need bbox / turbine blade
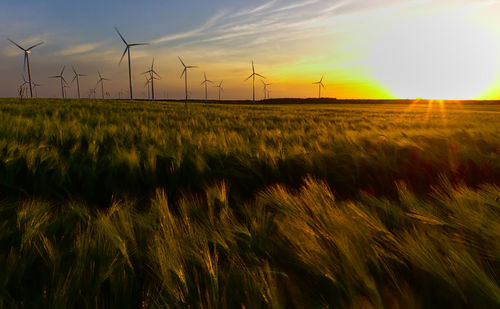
[244,74,253,81]
[320,75,324,83]
[255,73,265,79]
[26,42,44,51]
[60,65,66,76]
[70,75,77,85]
[119,47,128,65]
[178,57,186,67]
[8,39,25,51]
[114,27,128,45]
[180,68,186,79]
[204,72,207,80]
[79,74,87,77]
[72,65,77,75]
[187,66,197,69]
[251,60,255,74]
[129,43,149,46]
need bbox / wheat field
[0,98,499,308]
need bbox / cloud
[152,11,227,44]
[151,0,425,53]
[271,0,321,13]
[234,0,280,16]
[55,42,103,56]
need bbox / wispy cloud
[271,0,321,13]
[55,42,104,56]
[150,0,427,55]
[152,11,227,44]
[235,0,280,16]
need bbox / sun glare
[369,12,499,100]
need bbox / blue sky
[2,0,500,99]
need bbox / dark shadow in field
[0,137,498,210]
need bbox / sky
[1,0,500,100]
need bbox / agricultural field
[0,98,499,308]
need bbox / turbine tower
[214,80,223,101]
[71,66,87,99]
[200,72,213,103]
[144,75,151,100]
[49,66,67,98]
[244,60,265,104]
[8,38,44,98]
[313,75,326,99]
[115,27,148,100]
[179,57,197,106]
[262,81,272,100]
[96,71,110,100]
[142,58,160,101]
[63,84,70,99]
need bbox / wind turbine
[179,57,197,105]
[63,84,70,99]
[115,27,148,100]
[32,82,41,98]
[244,60,265,104]
[142,58,160,101]
[49,66,67,98]
[200,72,213,103]
[71,66,87,99]
[262,81,272,100]
[144,75,151,99]
[89,88,97,99]
[8,38,44,98]
[19,76,30,97]
[213,80,223,101]
[313,75,326,99]
[96,71,110,100]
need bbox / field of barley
[0,98,499,308]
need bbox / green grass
[0,98,499,308]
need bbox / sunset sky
[1,0,500,100]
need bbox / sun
[368,12,499,100]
